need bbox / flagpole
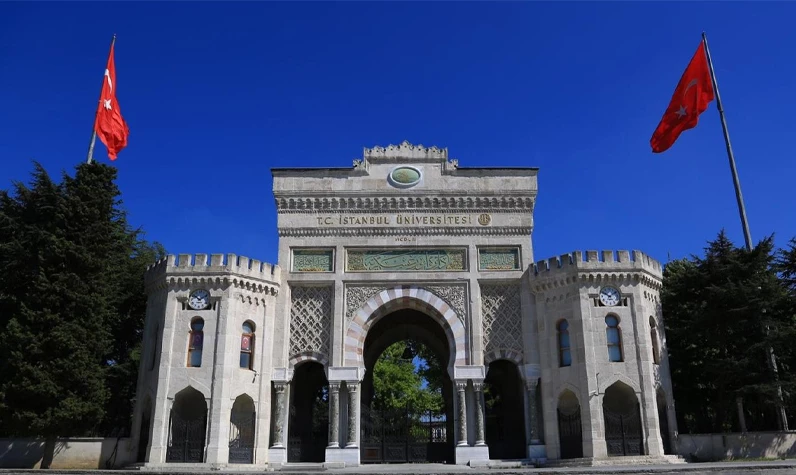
[702,32,789,431]
[701,32,753,251]
[86,34,116,164]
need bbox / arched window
[557,320,571,367]
[650,317,660,365]
[605,315,623,362]
[240,321,255,370]
[188,318,204,367]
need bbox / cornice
[279,226,533,237]
[145,275,279,296]
[530,270,662,293]
[274,195,536,214]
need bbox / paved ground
[3,460,796,474]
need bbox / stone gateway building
[131,141,679,468]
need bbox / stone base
[455,445,489,465]
[325,446,359,467]
[267,446,287,466]
[140,463,268,471]
[528,443,546,464]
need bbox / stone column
[328,383,341,448]
[271,382,287,448]
[472,381,486,446]
[456,381,468,446]
[346,382,358,448]
[527,379,541,444]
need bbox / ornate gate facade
[604,405,643,456]
[229,410,255,463]
[361,404,450,463]
[166,410,207,463]
[557,407,582,459]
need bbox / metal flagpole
[702,31,789,431]
[86,34,117,164]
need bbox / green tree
[0,162,162,465]
[371,341,443,413]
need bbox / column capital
[455,380,468,391]
[472,380,485,392]
[329,382,341,392]
[346,381,359,393]
[525,378,539,391]
[274,381,288,393]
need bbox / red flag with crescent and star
[650,42,714,153]
[94,42,130,160]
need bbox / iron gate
[229,410,255,463]
[604,405,643,456]
[166,410,207,463]
[361,404,449,463]
[557,407,583,459]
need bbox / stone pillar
[328,383,341,448]
[527,379,541,444]
[271,382,287,448]
[346,382,358,448]
[472,381,486,446]
[456,381,468,446]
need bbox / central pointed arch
[344,286,467,369]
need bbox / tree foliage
[371,340,444,413]
[0,162,163,443]
[662,230,796,433]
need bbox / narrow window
[557,320,572,367]
[605,315,623,362]
[188,318,204,367]
[240,321,255,370]
[650,317,660,365]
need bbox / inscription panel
[478,247,521,271]
[346,248,467,272]
[291,248,334,273]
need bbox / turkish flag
[94,42,130,160]
[650,42,714,153]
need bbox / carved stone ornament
[289,286,332,358]
[481,282,523,356]
[345,284,467,326]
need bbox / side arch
[484,349,523,367]
[289,351,329,368]
[344,286,467,368]
[599,373,642,395]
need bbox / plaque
[346,248,467,272]
[292,249,334,273]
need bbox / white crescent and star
[103,68,114,111]
[675,79,700,119]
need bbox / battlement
[145,253,281,285]
[364,140,448,161]
[532,250,663,278]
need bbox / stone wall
[677,432,796,461]
[0,438,134,469]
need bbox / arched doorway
[484,359,526,459]
[229,394,256,464]
[360,308,454,464]
[657,390,672,454]
[288,361,328,462]
[166,387,207,463]
[603,381,643,456]
[136,397,152,463]
[557,390,582,459]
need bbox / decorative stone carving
[472,381,486,446]
[280,226,533,238]
[345,284,467,327]
[289,286,332,358]
[478,247,521,271]
[291,249,334,273]
[275,196,535,214]
[346,382,359,447]
[272,382,287,447]
[456,381,468,446]
[346,248,466,272]
[481,283,523,356]
[364,141,447,160]
[328,383,340,448]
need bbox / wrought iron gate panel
[604,405,643,456]
[361,404,449,463]
[557,407,583,459]
[229,410,255,464]
[166,410,207,463]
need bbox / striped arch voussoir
[484,349,524,367]
[344,286,467,368]
[289,351,329,368]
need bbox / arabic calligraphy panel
[346,248,467,272]
[292,249,335,273]
[478,247,521,271]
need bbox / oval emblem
[388,166,422,188]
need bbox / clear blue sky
[2,2,795,266]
